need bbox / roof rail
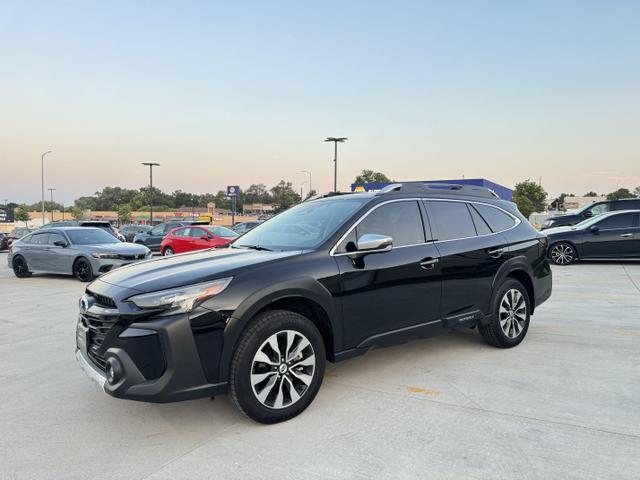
[377,182,499,199]
[304,191,356,202]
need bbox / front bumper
[89,256,150,274]
[76,306,228,403]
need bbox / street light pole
[48,188,56,220]
[324,137,347,192]
[300,170,312,193]
[41,150,52,224]
[141,163,160,225]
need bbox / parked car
[120,224,152,242]
[160,225,239,255]
[541,198,640,230]
[75,183,552,423]
[231,221,262,235]
[41,220,126,241]
[133,221,210,252]
[545,210,640,265]
[8,227,151,281]
[0,233,9,251]
[7,227,36,247]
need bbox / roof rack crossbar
[378,182,499,199]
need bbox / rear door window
[425,201,476,241]
[30,233,50,245]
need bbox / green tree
[305,189,317,200]
[584,191,599,197]
[117,205,132,224]
[270,180,301,213]
[354,169,391,184]
[14,205,31,226]
[633,186,640,197]
[26,200,64,212]
[512,180,547,219]
[70,207,84,221]
[606,188,634,201]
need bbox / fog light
[105,357,123,385]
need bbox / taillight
[538,235,549,255]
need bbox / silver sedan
[8,227,151,282]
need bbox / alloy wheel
[499,289,527,339]
[550,243,574,265]
[13,257,26,276]
[74,260,91,281]
[250,330,316,409]
[163,248,174,256]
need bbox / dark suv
[541,198,640,230]
[76,183,552,423]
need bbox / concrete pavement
[1,253,639,479]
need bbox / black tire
[12,255,32,278]
[162,247,174,256]
[229,310,326,424]
[73,257,94,282]
[549,242,576,265]
[479,278,531,348]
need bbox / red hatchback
[160,225,239,256]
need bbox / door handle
[419,258,439,270]
[620,233,632,238]
[488,247,504,258]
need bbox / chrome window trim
[329,197,521,256]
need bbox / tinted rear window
[473,204,516,232]
[425,201,476,241]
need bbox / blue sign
[227,185,240,197]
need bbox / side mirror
[590,225,599,234]
[53,240,68,247]
[200,235,210,241]
[349,234,393,258]
[583,211,593,218]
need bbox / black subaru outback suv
[76,183,552,423]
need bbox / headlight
[129,277,233,314]
[91,252,120,259]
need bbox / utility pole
[141,163,160,225]
[48,188,56,220]
[41,151,52,224]
[324,137,347,192]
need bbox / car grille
[118,253,147,261]
[83,290,119,370]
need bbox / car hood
[80,242,149,254]
[95,247,302,293]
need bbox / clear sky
[1,0,639,205]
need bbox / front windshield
[67,228,119,245]
[574,213,613,229]
[233,197,368,250]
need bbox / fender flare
[217,277,340,383]
[492,256,536,310]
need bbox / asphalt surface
[1,252,639,479]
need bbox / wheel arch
[548,239,579,260]
[492,257,536,314]
[218,279,340,383]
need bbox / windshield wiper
[237,244,273,251]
